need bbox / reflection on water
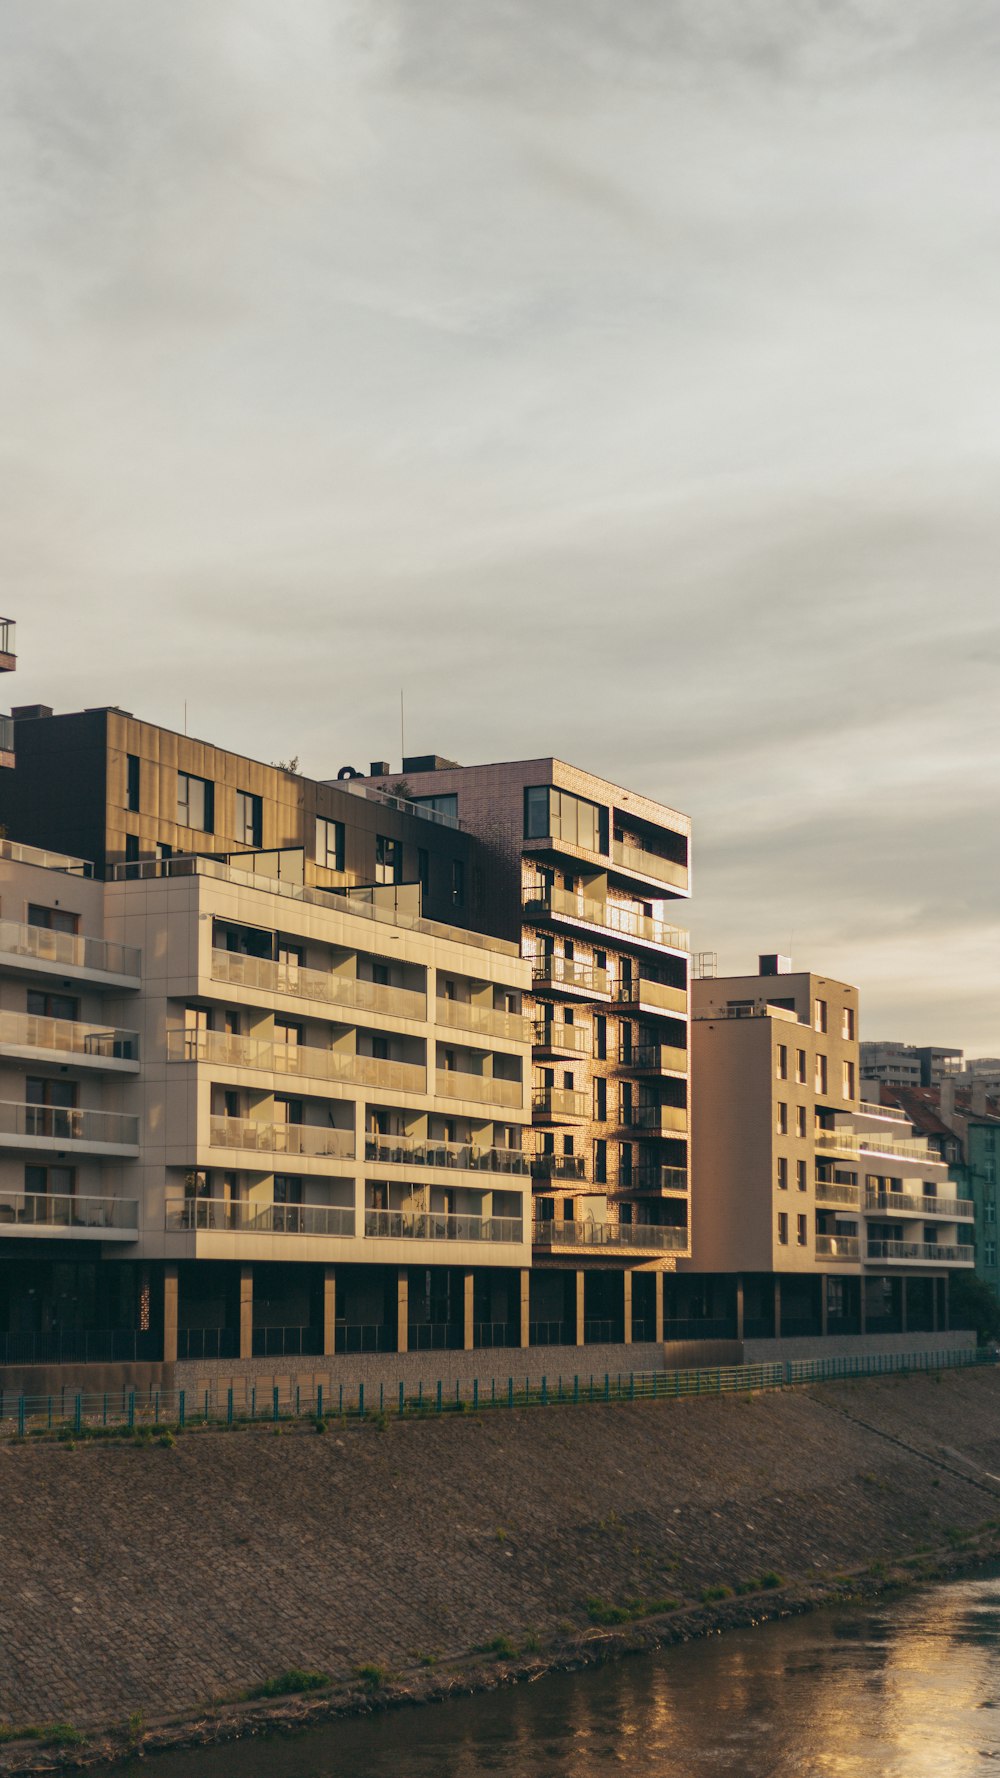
[121,1575,1000,1778]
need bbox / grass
[699,1584,734,1603]
[244,1668,329,1701]
[354,1664,388,1691]
[586,1595,680,1626]
[0,1724,87,1747]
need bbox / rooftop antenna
[183,700,187,736]
[400,688,405,770]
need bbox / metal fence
[0,1344,991,1438]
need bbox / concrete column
[820,1276,828,1336]
[773,1276,782,1339]
[575,1271,585,1347]
[396,1268,409,1355]
[162,1263,178,1364]
[654,1270,665,1344]
[900,1276,908,1334]
[623,1269,633,1345]
[519,1270,530,1348]
[239,1264,253,1360]
[735,1275,745,1343]
[322,1266,336,1357]
[463,1271,474,1351]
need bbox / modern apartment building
[861,1041,964,1090]
[682,959,973,1341]
[376,756,691,1347]
[0,619,16,769]
[876,1080,1000,1299]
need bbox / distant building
[878,1079,1000,1299]
[861,1041,963,1090]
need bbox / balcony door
[26,1076,77,1140]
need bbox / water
[121,1575,1000,1778]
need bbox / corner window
[178,771,214,833]
[315,816,344,871]
[524,786,549,839]
[235,791,262,848]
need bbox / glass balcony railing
[211,949,426,1022]
[533,1020,591,1054]
[532,956,610,996]
[0,1191,137,1232]
[632,1043,688,1075]
[435,998,530,1042]
[168,1028,425,1093]
[865,1189,974,1220]
[532,1087,588,1119]
[364,1209,523,1243]
[365,1134,527,1174]
[166,1198,355,1236]
[631,1103,688,1134]
[0,919,141,981]
[0,1013,139,1063]
[524,884,689,951]
[814,1234,860,1259]
[532,1220,687,1251]
[634,1165,688,1194]
[208,1116,355,1159]
[866,1240,973,1264]
[814,1180,860,1205]
[611,839,687,889]
[530,1153,587,1180]
[615,979,687,1016]
[435,1068,524,1109]
[0,1102,139,1147]
[0,714,13,755]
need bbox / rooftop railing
[0,918,140,981]
[0,1190,137,1232]
[168,1027,424,1093]
[436,1068,523,1109]
[0,1102,139,1148]
[0,837,93,877]
[340,779,463,829]
[365,1133,527,1174]
[0,1012,139,1063]
[208,1116,355,1160]
[211,949,425,1023]
[532,1220,687,1251]
[364,1208,523,1243]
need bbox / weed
[418,1652,438,1668]
[586,1596,680,1626]
[522,1632,541,1654]
[0,1725,88,1748]
[158,1430,175,1449]
[699,1585,733,1603]
[486,1636,516,1659]
[314,1417,328,1434]
[759,1571,784,1590]
[245,1669,329,1701]
[126,1711,145,1746]
[354,1664,387,1691]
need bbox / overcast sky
[2,3,998,1052]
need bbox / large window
[524,785,607,853]
[375,835,401,884]
[126,754,141,812]
[412,793,458,820]
[315,817,344,871]
[235,790,262,848]
[177,771,214,833]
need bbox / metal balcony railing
[0,1102,139,1147]
[168,1028,425,1094]
[208,1116,355,1160]
[532,1220,687,1251]
[0,1012,139,1063]
[0,919,140,981]
[211,949,425,1023]
[435,1068,524,1109]
[364,1209,523,1243]
[0,1191,138,1231]
[365,1134,527,1174]
[0,715,13,754]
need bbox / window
[619,1142,633,1186]
[814,998,827,1033]
[523,785,607,852]
[375,835,401,885]
[796,1049,806,1084]
[594,1077,607,1120]
[620,1023,633,1064]
[126,753,140,812]
[796,1159,807,1191]
[27,904,78,934]
[777,1212,789,1245]
[842,1060,855,1100]
[815,1054,828,1096]
[797,1214,807,1246]
[796,1106,806,1138]
[841,1006,855,1040]
[987,1241,998,1269]
[595,1016,607,1060]
[315,817,344,871]
[777,1156,788,1190]
[524,786,549,839]
[235,790,262,848]
[25,1164,75,1199]
[776,1101,788,1135]
[124,834,140,864]
[412,793,458,820]
[177,771,214,833]
[157,842,173,861]
[594,1138,607,1183]
[986,1198,996,1224]
[27,990,77,1021]
[451,859,465,907]
[776,1044,788,1080]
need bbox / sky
[2,3,998,1052]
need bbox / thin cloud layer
[2,2,997,1049]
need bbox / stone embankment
[3,1368,1000,1768]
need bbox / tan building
[683,957,973,1341]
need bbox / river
[117,1574,1000,1777]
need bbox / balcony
[815,1179,860,1206]
[616,978,687,1018]
[0,1102,140,1158]
[631,1042,688,1077]
[168,1028,425,1094]
[530,1153,587,1182]
[631,1103,688,1135]
[365,1134,528,1174]
[532,1220,688,1254]
[865,1189,974,1220]
[816,1131,944,1166]
[208,1116,355,1161]
[0,919,141,988]
[0,618,15,672]
[524,884,688,953]
[532,1087,588,1122]
[211,949,426,1024]
[531,955,611,1001]
[533,1019,591,1057]
[435,997,530,1043]
[0,714,13,766]
[435,1068,524,1110]
[0,1013,140,1072]
[0,1190,138,1239]
[815,1233,860,1260]
[166,1199,355,1237]
[866,1240,974,1266]
[611,839,687,893]
[633,1164,688,1195]
[364,1208,523,1243]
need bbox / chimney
[940,1077,957,1124]
[369,761,391,777]
[971,1081,989,1118]
[758,954,792,976]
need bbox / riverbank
[3,1367,1000,1770]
